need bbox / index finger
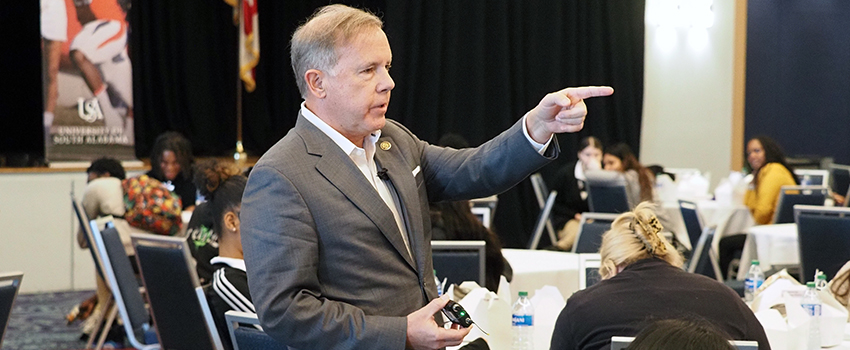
[565,86,614,100]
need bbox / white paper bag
[456,286,512,350]
[529,286,565,350]
[754,293,810,350]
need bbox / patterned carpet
[3,290,96,350]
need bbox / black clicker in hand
[441,300,473,328]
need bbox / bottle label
[745,278,763,291]
[512,315,533,327]
[802,303,822,317]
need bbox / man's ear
[305,69,326,98]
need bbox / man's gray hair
[290,4,383,98]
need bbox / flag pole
[234,0,247,168]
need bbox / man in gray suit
[240,4,613,350]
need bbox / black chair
[0,271,23,348]
[794,205,850,282]
[530,173,557,243]
[572,213,619,253]
[72,194,119,350]
[772,186,828,224]
[90,224,159,350]
[687,226,723,281]
[678,199,704,250]
[527,190,558,249]
[225,311,286,350]
[585,170,630,213]
[431,240,486,288]
[132,234,225,350]
[829,164,850,203]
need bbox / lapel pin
[380,141,391,151]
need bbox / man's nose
[377,69,394,93]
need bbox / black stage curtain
[4,1,644,247]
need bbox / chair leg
[95,304,119,350]
[85,294,112,350]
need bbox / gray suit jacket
[241,114,557,349]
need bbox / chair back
[90,224,157,349]
[611,336,758,350]
[225,311,286,350]
[578,254,601,290]
[527,191,558,249]
[0,271,23,348]
[72,194,107,280]
[794,169,829,187]
[687,226,722,281]
[678,200,704,250]
[132,234,224,350]
[529,173,557,244]
[829,164,850,202]
[572,213,618,253]
[773,186,828,224]
[585,170,630,213]
[431,240,486,288]
[794,205,850,282]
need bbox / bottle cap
[518,291,528,297]
[817,273,827,280]
[751,260,759,266]
[807,281,816,288]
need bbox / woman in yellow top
[744,136,798,225]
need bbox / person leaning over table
[239,4,614,350]
[549,202,770,350]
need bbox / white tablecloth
[739,224,800,279]
[501,249,580,304]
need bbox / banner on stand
[40,0,135,163]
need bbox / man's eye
[385,64,392,71]
[362,67,375,74]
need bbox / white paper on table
[457,287,512,350]
[530,286,565,350]
[817,289,849,347]
[497,274,512,305]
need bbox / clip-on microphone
[377,168,389,181]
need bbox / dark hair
[605,143,653,202]
[628,318,735,350]
[748,135,799,186]
[150,131,194,181]
[87,157,126,180]
[193,160,247,233]
[579,136,603,153]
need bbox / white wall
[641,0,738,189]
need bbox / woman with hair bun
[192,160,251,349]
[549,202,769,350]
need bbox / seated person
[743,135,797,225]
[75,157,147,339]
[430,200,512,292]
[602,143,654,208]
[719,136,797,278]
[549,202,769,350]
[147,131,197,211]
[194,160,252,349]
[628,318,736,350]
[551,136,603,250]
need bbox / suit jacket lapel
[296,115,417,270]
[374,135,426,276]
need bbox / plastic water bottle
[744,260,765,302]
[801,175,811,186]
[511,291,534,350]
[816,272,828,291]
[801,281,821,350]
